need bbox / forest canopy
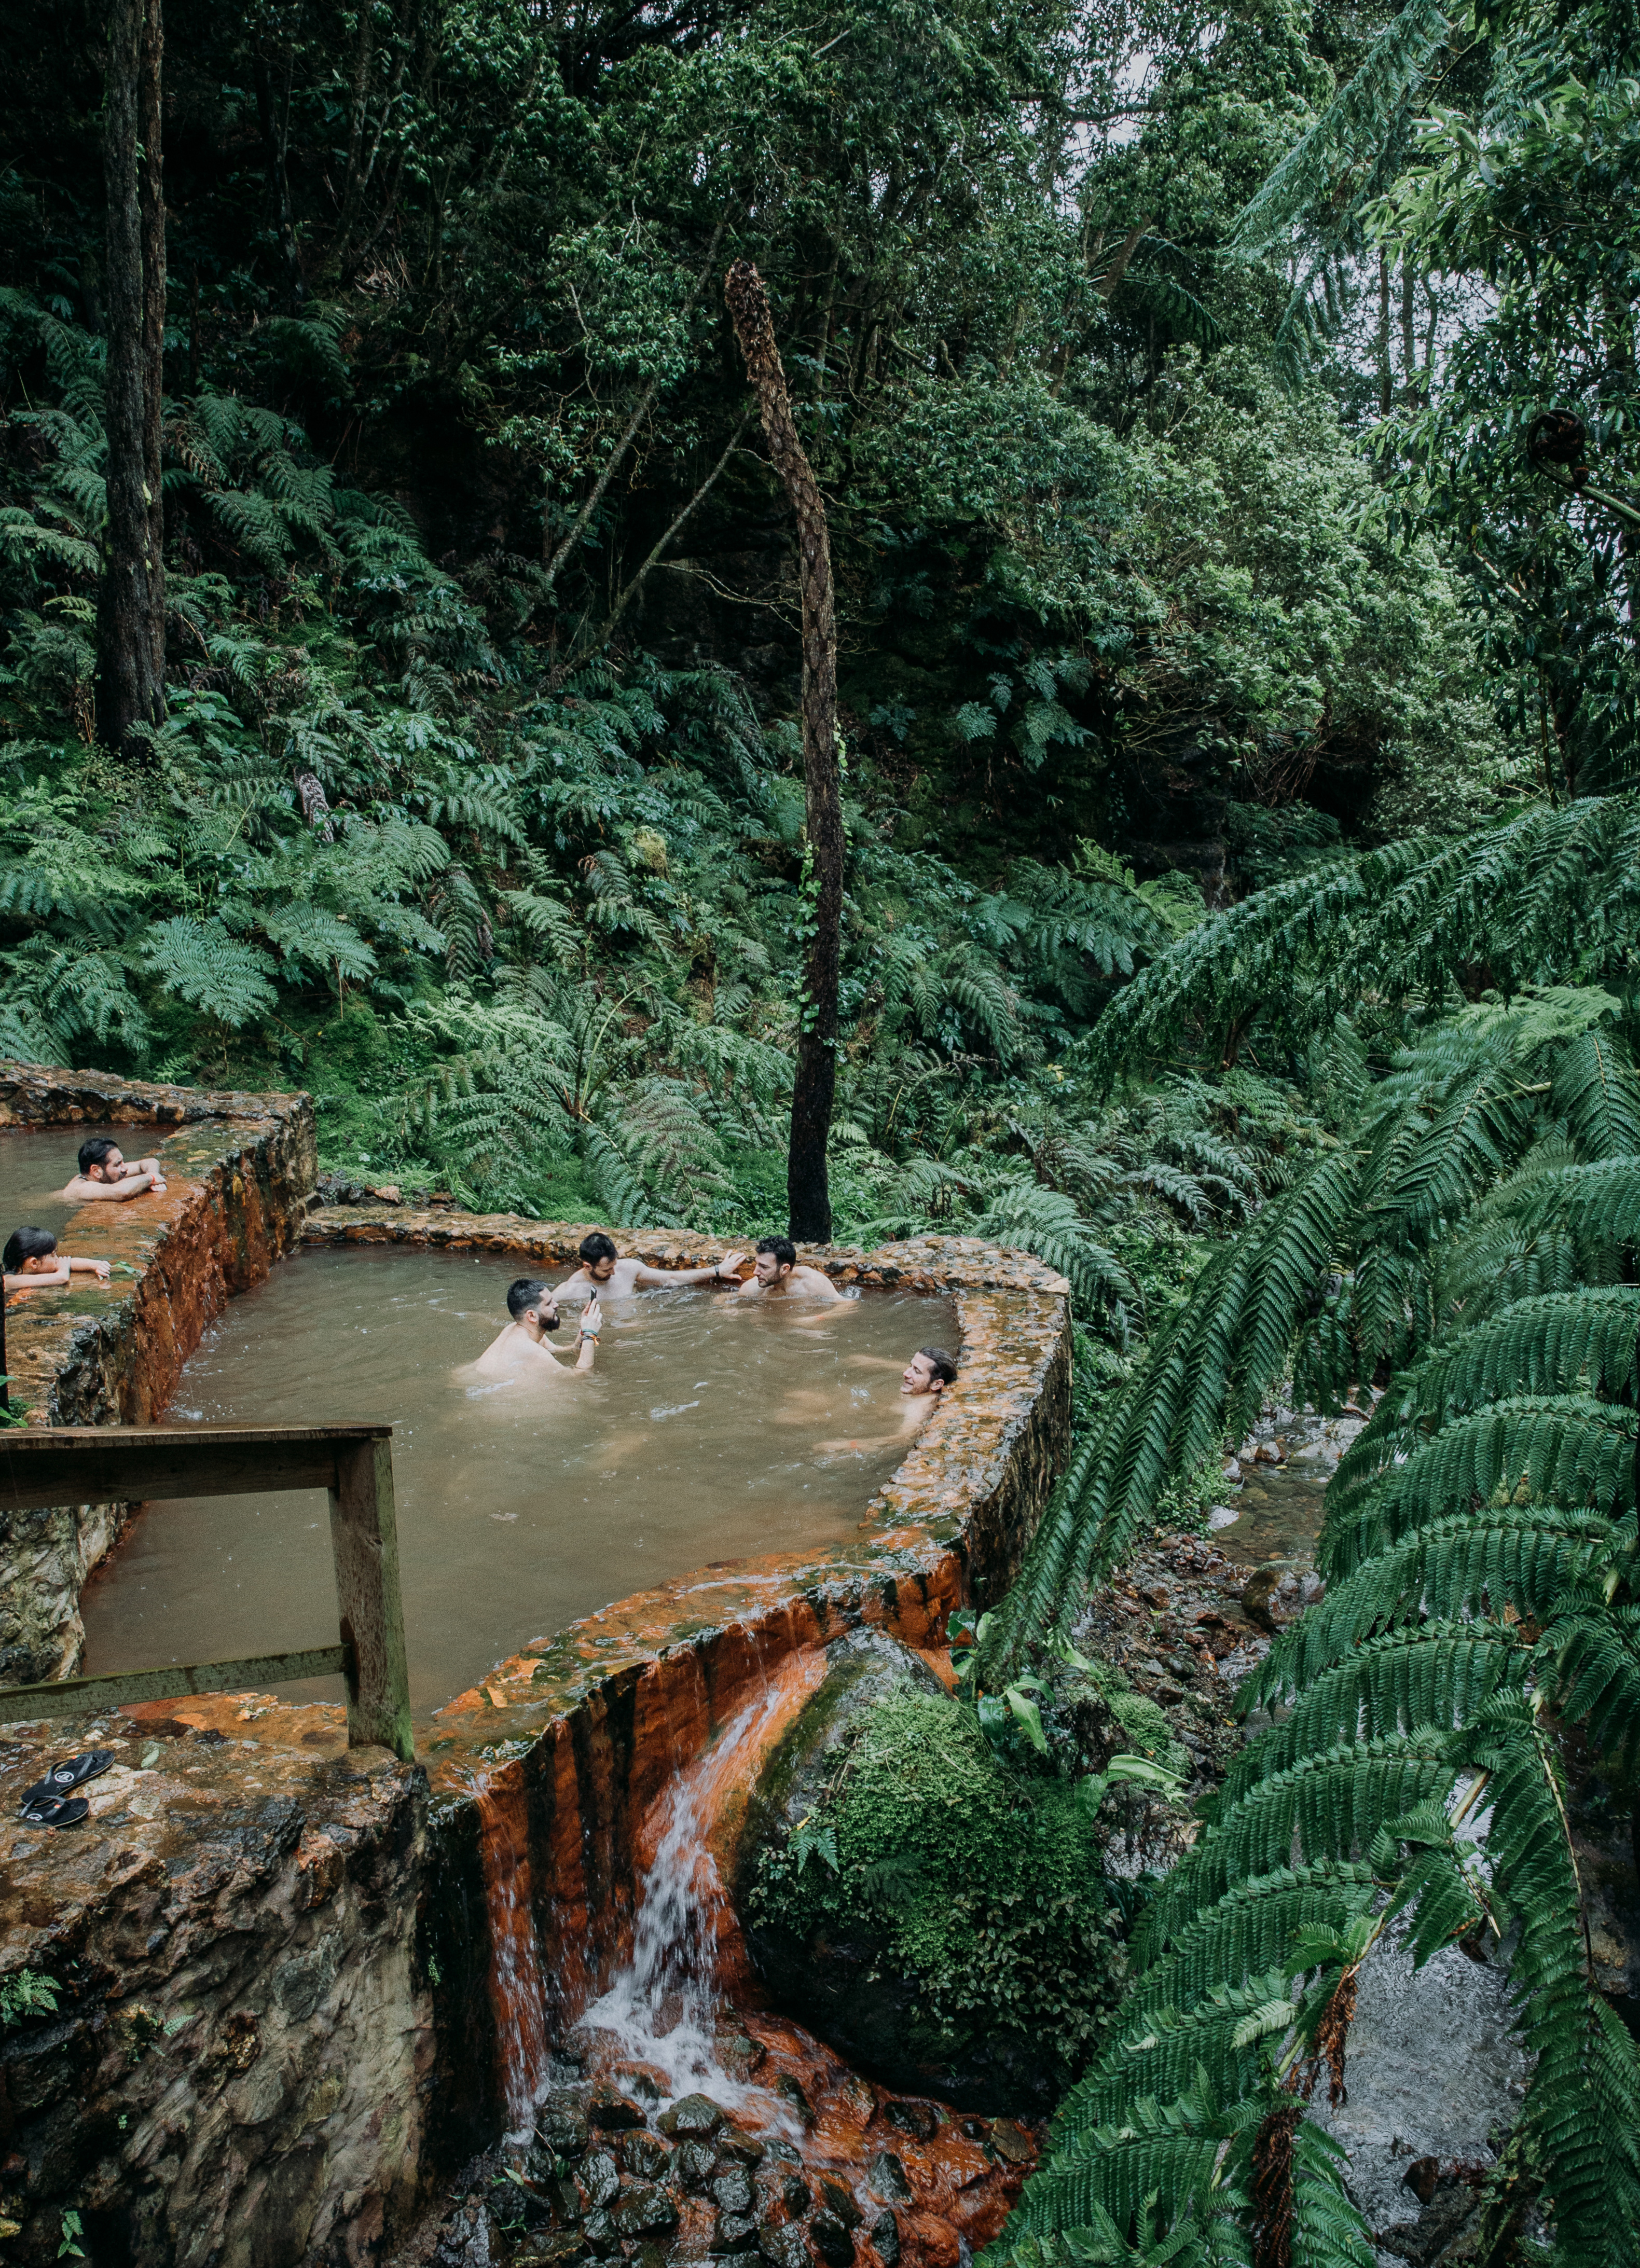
[5,0,1640,2247]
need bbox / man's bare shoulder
[793,1267,844,1299]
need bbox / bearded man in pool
[60,1136,167,1204]
[471,1279,604,1379]
[549,1230,748,1302]
[734,1235,843,1302]
[810,1345,958,1453]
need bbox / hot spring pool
[79,1246,958,1708]
[0,1127,99,1247]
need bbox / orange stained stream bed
[79,1244,958,1708]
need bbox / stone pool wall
[0,1064,316,1685]
[0,1180,1072,2268]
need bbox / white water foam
[576,1685,802,2125]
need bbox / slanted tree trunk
[140,0,165,698]
[97,0,166,757]
[725,258,842,1244]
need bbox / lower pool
[79,1247,957,1708]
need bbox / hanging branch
[582,407,756,658]
[542,216,727,600]
[725,257,842,1243]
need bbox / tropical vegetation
[5,0,1640,2245]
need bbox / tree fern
[987,984,1640,2265]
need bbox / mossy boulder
[734,1631,1124,2111]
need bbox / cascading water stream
[577,1668,814,2112]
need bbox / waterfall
[578,1675,805,2108]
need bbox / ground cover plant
[5,0,1640,2248]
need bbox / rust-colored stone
[0,1067,313,1682]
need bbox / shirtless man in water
[471,1279,604,1378]
[60,1137,167,1205]
[734,1235,842,1302]
[810,1346,958,1453]
[548,1230,748,1303]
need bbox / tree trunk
[97,0,166,757]
[140,0,166,697]
[253,39,305,308]
[1377,252,1391,417]
[725,258,842,1244]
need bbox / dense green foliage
[6,0,1640,2242]
[0,0,1523,1293]
[749,1680,1126,2099]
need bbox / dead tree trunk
[97,0,166,757]
[725,258,842,1244]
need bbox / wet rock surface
[411,2014,1035,2268]
[733,1634,957,2096]
[0,1698,426,2268]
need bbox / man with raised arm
[60,1137,167,1205]
[735,1235,843,1302]
[548,1229,748,1302]
[470,1279,604,1379]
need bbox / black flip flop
[17,1795,89,1829]
[19,1750,112,1809]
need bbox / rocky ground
[396,2014,1036,2268]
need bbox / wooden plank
[0,1645,349,1724]
[0,1424,392,1512]
[328,1437,415,1762]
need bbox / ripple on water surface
[79,1246,957,1708]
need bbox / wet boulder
[733,1630,1123,2112]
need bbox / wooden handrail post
[328,1436,414,1761]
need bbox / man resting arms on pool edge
[735,1235,843,1302]
[812,1346,958,1452]
[61,1136,167,1205]
[550,1229,748,1301]
[471,1279,603,1378]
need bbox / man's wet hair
[919,1346,958,1387]
[3,1226,58,1275]
[77,1136,122,1178]
[578,1232,619,1266]
[506,1277,560,1328]
[756,1235,797,1269]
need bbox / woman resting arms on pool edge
[2,1225,112,1295]
[470,1279,603,1379]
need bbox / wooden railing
[0,1425,414,1761]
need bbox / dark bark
[725,258,842,1245]
[253,39,306,307]
[140,0,165,697]
[96,0,165,757]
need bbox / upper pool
[79,1246,958,1708]
[0,1127,96,1246]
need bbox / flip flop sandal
[17,1795,89,1829]
[19,1750,113,1808]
